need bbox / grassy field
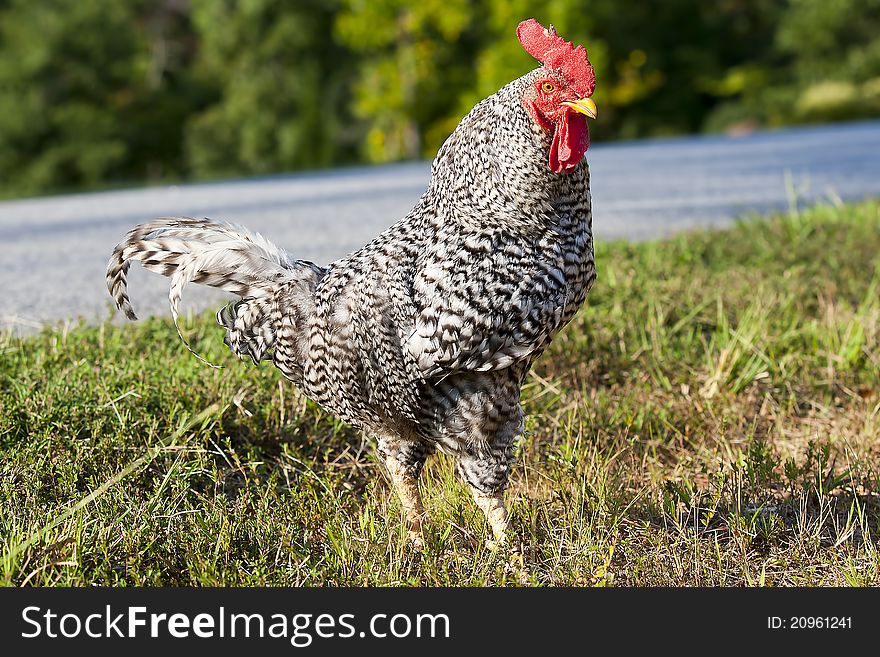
[2,200,879,586]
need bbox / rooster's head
[517,19,597,174]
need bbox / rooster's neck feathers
[424,69,589,233]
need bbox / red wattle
[549,109,589,174]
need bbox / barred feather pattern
[107,66,595,497]
[106,217,324,372]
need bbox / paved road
[2,119,880,332]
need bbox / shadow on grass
[185,409,377,501]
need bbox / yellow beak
[563,97,598,119]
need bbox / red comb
[516,18,595,97]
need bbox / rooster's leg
[458,446,515,549]
[455,404,521,549]
[377,437,433,547]
[470,488,509,547]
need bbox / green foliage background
[0,0,878,198]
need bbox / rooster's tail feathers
[106,217,312,366]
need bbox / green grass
[2,199,880,586]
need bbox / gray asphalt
[2,119,880,332]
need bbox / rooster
[107,19,598,548]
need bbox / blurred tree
[335,0,484,162]
[185,0,358,178]
[0,0,201,196]
[777,0,880,80]
[707,0,880,129]
[775,0,880,122]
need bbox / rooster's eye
[541,82,555,93]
